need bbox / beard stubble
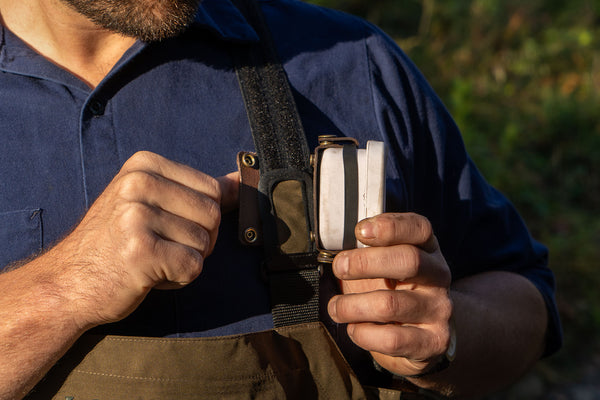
[61,0,201,41]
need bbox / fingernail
[358,220,376,239]
[347,324,355,338]
[328,298,338,320]
[334,253,349,277]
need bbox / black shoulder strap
[232,0,311,173]
[231,0,320,328]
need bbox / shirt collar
[191,0,259,42]
[0,0,259,90]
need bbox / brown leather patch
[237,151,263,246]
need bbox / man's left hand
[327,212,453,376]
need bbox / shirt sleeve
[363,22,562,357]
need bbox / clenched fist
[46,151,239,328]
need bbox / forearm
[0,255,88,400]
[0,154,233,399]
[409,271,548,398]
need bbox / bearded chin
[62,0,202,42]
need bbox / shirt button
[88,99,105,116]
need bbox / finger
[346,323,444,362]
[144,206,211,257]
[124,228,205,289]
[150,239,205,287]
[332,246,448,284]
[328,290,429,324]
[218,171,240,213]
[370,352,428,378]
[356,213,438,252]
[121,151,222,203]
[116,171,221,240]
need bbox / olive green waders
[27,322,418,399]
[25,0,433,398]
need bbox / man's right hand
[0,151,239,398]
[42,151,239,329]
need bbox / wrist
[23,247,102,333]
[2,257,87,337]
[405,316,457,379]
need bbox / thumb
[218,171,240,213]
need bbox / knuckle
[438,294,453,322]
[380,214,405,239]
[412,214,433,243]
[350,251,370,277]
[123,151,157,170]
[207,176,222,204]
[391,213,411,238]
[119,202,153,227]
[180,250,204,282]
[377,215,397,237]
[124,230,157,263]
[191,174,222,204]
[400,245,421,275]
[371,213,435,248]
[133,150,160,165]
[380,329,404,355]
[430,329,448,357]
[205,197,221,219]
[334,296,352,319]
[166,247,204,284]
[428,291,453,324]
[202,198,222,232]
[375,292,399,320]
[117,170,157,198]
[188,224,211,254]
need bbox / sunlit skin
[329,214,453,376]
[0,0,200,87]
[0,150,240,399]
[327,214,548,397]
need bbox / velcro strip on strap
[232,0,318,328]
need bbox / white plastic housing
[318,141,386,250]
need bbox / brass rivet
[242,153,257,168]
[310,231,316,243]
[318,134,337,146]
[244,227,258,243]
[317,251,335,264]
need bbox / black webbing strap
[231,0,310,173]
[342,144,359,249]
[231,0,319,327]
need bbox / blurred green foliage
[310,0,599,385]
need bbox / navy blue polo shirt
[0,0,560,379]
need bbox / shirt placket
[80,95,121,208]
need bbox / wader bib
[28,323,420,399]
[26,0,433,398]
